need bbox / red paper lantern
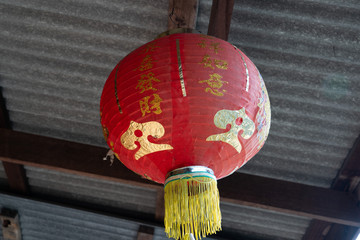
[100,31,270,240]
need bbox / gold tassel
[164,167,221,240]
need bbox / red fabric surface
[100,33,270,184]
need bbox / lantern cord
[168,7,178,27]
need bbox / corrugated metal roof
[221,202,310,240]
[0,0,167,145]
[0,192,220,240]
[22,166,310,240]
[1,0,359,239]
[198,0,360,187]
[25,166,158,214]
[2,0,359,188]
[0,193,141,240]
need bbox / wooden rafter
[207,0,234,40]
[1,129,360,227]
[137,225,154,240]
[168,0,198,30]
[0,88,29,194]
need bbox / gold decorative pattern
[207,108,255,153]
[256,72,271,149]
[121,121,173,160]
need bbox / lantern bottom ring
[165,165,215,183]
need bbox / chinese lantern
[100,31,270,240]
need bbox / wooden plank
[1,129,360,227]
[137,225,154,240]
[168,0,198,30]
[207,0,234,40]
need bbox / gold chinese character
[136,72,160,93]
[214,59,228,69]
[210,42,222,54]
[139,42,159,55]
[139,93,163,116]
[199,55,228,70]
[136,55,153,71]
[199,55,215,69]
[200,34,214,39]
[207,108,255,153]
[198,40,207,48]
[199,73,228,96]
[121,121,173,160]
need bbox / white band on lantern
[165,166,216,186]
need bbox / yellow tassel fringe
[164,175,221,240]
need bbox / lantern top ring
[165,166,216,186]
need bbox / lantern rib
[114,64,123,113]
[176,39,187,97]
[234,47,250,92]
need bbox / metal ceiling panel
[0,193,141,240]
[2,0,357,239]
[0,0,168,146]
[23,166,310,240]
[197,0,360,187]
[24,166,158,214]
[221,202,310,240]
[1,0,359,191]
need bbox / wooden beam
[0,129,160,189]
[332,134,360,192]
[303,134,360,240]
[168,0,198,30]
[0,88,29,194]
[155,189,165,221]
[324,224,358,240]
[302,220,331,240]
[1,129,360,227]
[218,173,360,227]
[136,225,154,240]
[207,0,234,40]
